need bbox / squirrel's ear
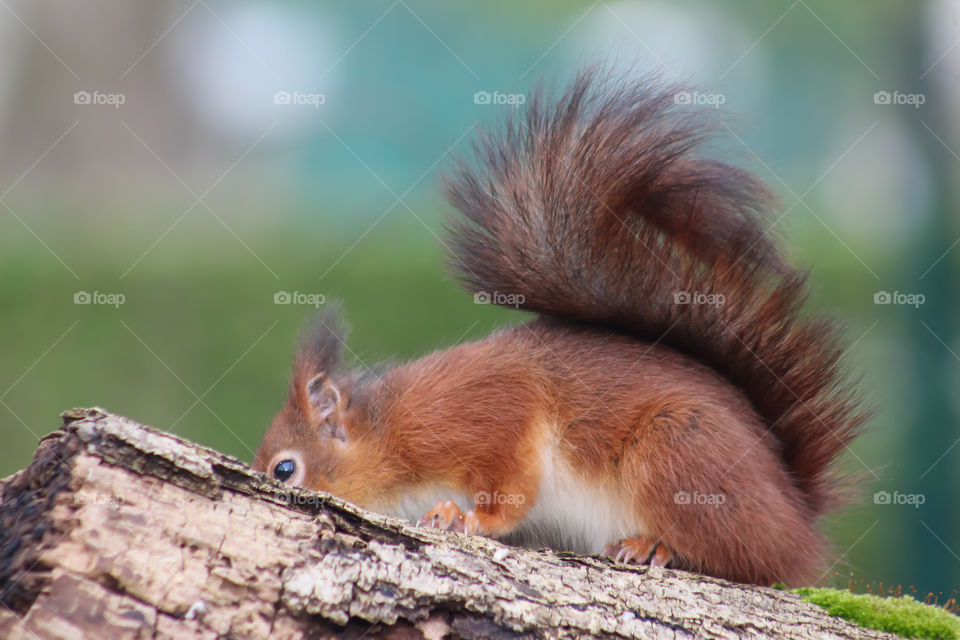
[305,373,348,441]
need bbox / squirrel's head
[253,308,378,503]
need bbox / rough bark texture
[0,408,892,640]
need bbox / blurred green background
[1,0,957,598]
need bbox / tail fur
[443,68,866,517]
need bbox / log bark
[0,408,892,640]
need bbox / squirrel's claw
[418,500,480,535]
[603,537,673,567]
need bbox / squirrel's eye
[267,450,304,486]
[273,459,296,482]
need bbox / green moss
[795,587,960,640]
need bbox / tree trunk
[0,408,892,639]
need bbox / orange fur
[253,68,866,587]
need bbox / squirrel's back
[444,68,867,522]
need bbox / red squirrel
[253,69,866,586]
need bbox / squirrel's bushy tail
[444,68,866,517]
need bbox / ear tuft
[289,305,351,425]
[295,305,347,377]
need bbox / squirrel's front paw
[417,500,480,535]
[603,536,673,567]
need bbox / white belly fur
[381,439,644,555]
[504,443,645,554]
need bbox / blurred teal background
[0,0,957,599]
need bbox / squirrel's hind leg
[603,537,674,567]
